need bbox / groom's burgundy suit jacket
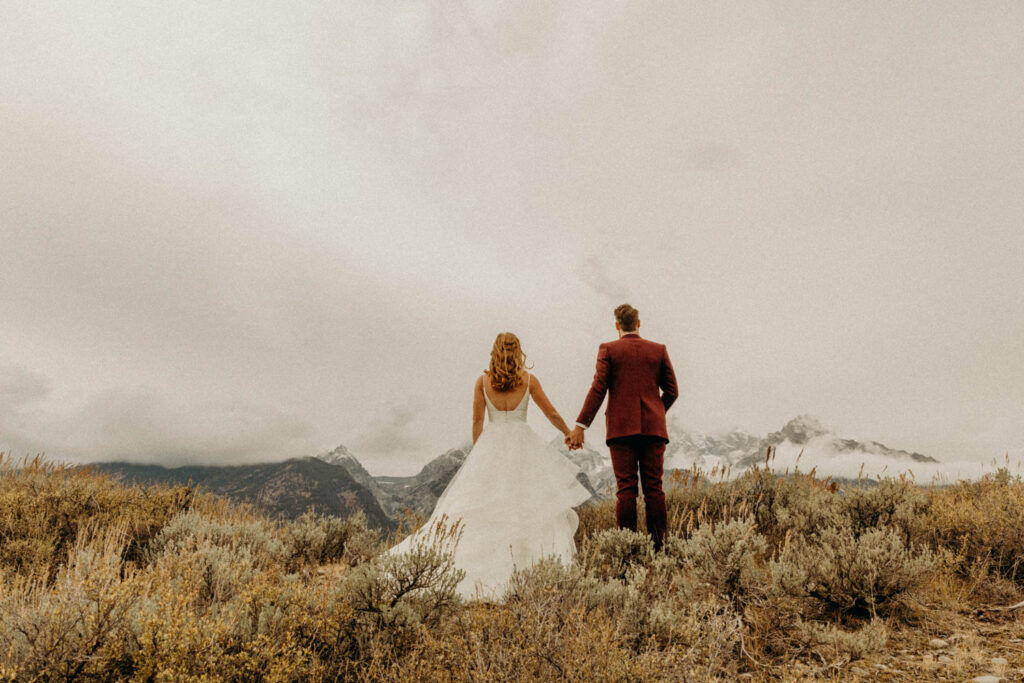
[576,333,679,444]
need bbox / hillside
[88,456,395,531]
[373,446,471,516]
[84,444,480,531]
[317,443,399,517]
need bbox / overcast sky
[2,2,1022,475]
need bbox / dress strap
[481,374,493,407]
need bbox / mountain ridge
[83,415,937,530]
[86,456,395,530]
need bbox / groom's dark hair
[614,304,639,331]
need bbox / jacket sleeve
[659,344,678,412]
[576,344,610,427]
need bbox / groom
[566,304,678,551]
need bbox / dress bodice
[482,374,530,423]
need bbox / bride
[389,332,593,600]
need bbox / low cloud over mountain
[0,363,315,466]
[666,415,1013,484]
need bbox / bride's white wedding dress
[389,374,593,600]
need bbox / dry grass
[2,452,1024,681]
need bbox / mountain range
[670,414,937,471]
[83,415,937,532]
[86,456,396,531]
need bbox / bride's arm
[472,376,486,444]
[528,374,571,437]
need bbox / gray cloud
[683,143,744,173]
[0,364,52,417]
[354,404,426,458]
[579,256,629,305]
[1,2,1022,474]
[764,437,1024,487]
[0,365,314,465]
[67,389,315,465]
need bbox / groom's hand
[565,426,585,450]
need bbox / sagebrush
[2,452,1022,681]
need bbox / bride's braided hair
[487,332,533,391]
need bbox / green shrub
[580,528,654,582]
[772,525,935,612]
[281,509,381,571]
[796,617,889,660]
[669,517,768,602]
[843,478,928,543]
[145,508,289,568]
[0,524,140,681]
[768,475,846,540]
[341,516,465,657]
[413,558,644,682]
[505,555,593,606]
[644,593,743,667]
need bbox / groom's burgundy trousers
[608,434,667,550]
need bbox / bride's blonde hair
[487,332,532,391]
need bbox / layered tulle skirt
[389,420,593,600]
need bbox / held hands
[564,426,585,451]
